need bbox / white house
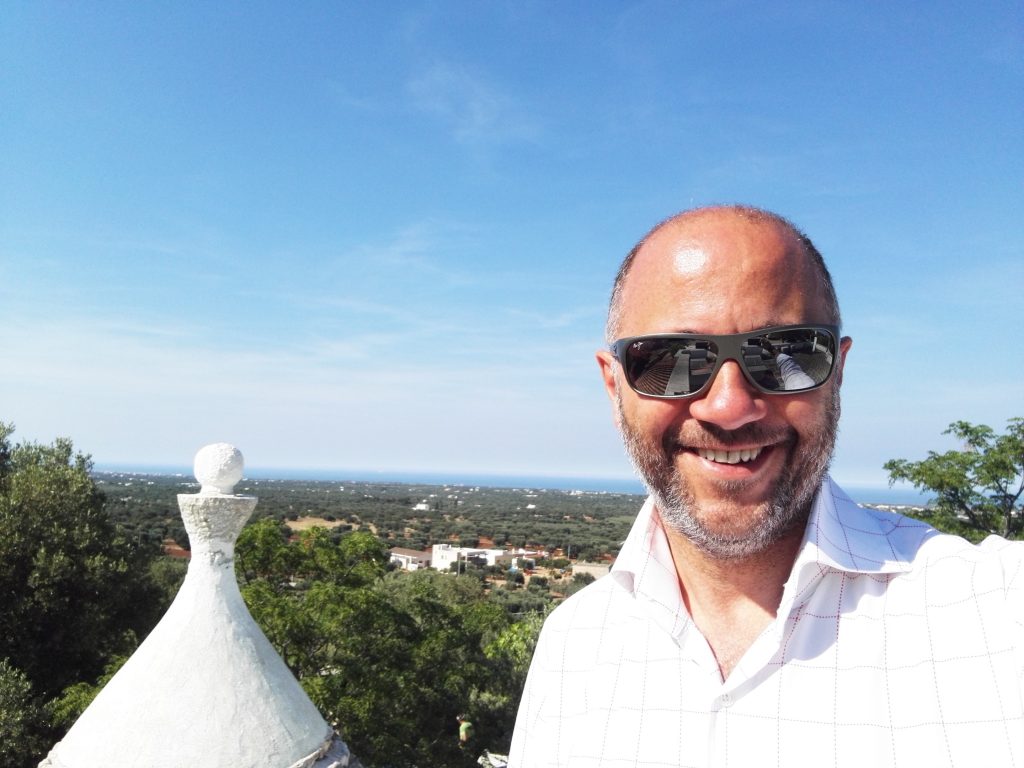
[430,543,499,571]
[389,548,432,571]
[431,543,548,572]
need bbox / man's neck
[663,521,805,681]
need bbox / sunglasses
[610,325,840,399]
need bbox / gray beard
[618,387,840,560]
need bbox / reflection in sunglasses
[613,325,837,398]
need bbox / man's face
[597,212,851,559]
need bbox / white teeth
[696,447,763,464]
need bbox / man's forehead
[633,212,809,282]
[615,212,827,335]
[668,244,709,276]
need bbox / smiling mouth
[694,447,764,465]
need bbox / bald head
[606,206,841,342]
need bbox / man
[508,206,1022,767]
[457,713,474,749]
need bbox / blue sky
[2,1,1021,491]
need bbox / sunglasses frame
[610,324,841,399]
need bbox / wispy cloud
[347,219,479,281]
[322,79,389,113]
[0,307,620,476]
[407,62,539,144]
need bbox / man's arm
[980,535,1024,677]
[775,352,816,390]
[508,622,564,768]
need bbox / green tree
[236,520,391,678]
[235,517,297,586]
[234,518,537,767]
[47,656,128,732]
[147,557,188,608]
[885,418,1023,541]
[369,571,507,767]
[0,424,162,700]
[473,610,545,756]
[528,575,549,590]
[0,659,51,768]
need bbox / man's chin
[650,459,816,559]
[618,387,839,558]
[656,495,802,559]
[683,475,780,509]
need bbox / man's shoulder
[541,571,639,634]
[812,480,1023,580]
[914,528,1024,574]
[861,504,1024,591]
[854,503,1020,558]
[527,571,674,681]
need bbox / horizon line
[92,462,932,505]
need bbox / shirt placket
[665,613,751,768]
[707,621,786,768]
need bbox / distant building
[389,547,432,571]
[496,550,544,572]
[431,544,495,571]
[431,543,547,572]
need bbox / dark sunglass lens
[624,339,717,397]
[747,328,836,392]
[741,341,784,391]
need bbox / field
[96,471,646,562]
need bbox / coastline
[93,463,933,507]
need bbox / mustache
[664,422,796,453]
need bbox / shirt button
[718,693,732,708]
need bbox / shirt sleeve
[980,536,1024,689]
[507,620,563,768]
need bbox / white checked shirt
[508,477,1024,767]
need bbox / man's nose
[688,360,767,429]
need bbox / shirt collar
[798,476,933,574]
[610,476,937,619]
[610,496,692,637]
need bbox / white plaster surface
[39,445,352,768]
[194,442,245,495]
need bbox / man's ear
[836,336,852,387]
[596,350,623,429]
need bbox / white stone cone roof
[40,444,351,768]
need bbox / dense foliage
[235,519,542,766]
[885,418,1023,541]
[98,473,642,561]
[10,415,1017,766]
[0,660,50,768]
[1,423,569,768]
[0,424,165,768]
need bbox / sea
[93,463,933,507]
